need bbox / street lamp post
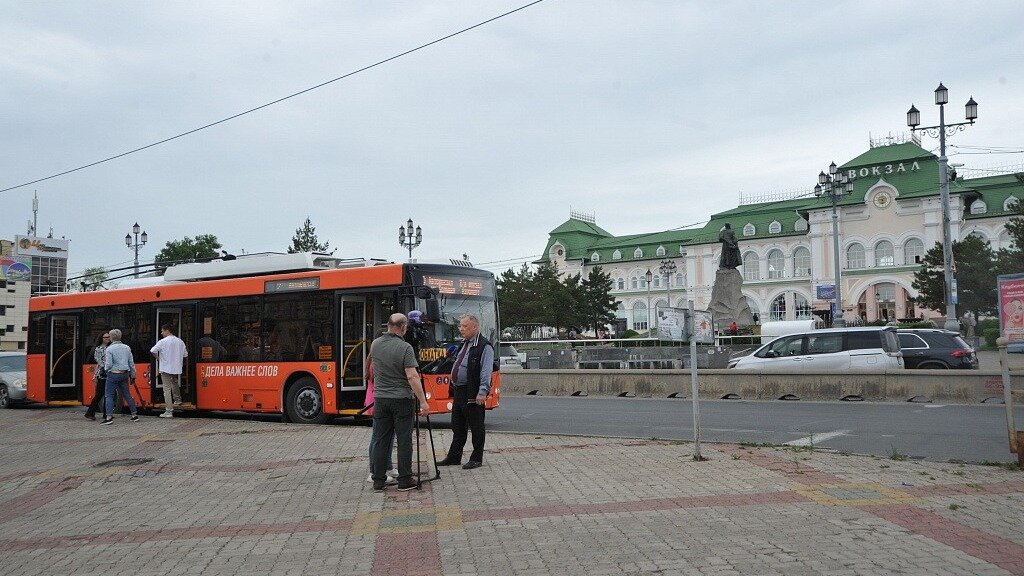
[907,83,978,332]
[659,259,677,310]
[398,218,422,262]
[645,269,653,334]
[814,163,854,328]
[124,222,148,278]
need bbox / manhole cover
[93,458,154,468]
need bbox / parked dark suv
[897,329,978,369]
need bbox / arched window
[1005,196,1021,212]
[654,299,668,314]
[767,249,785,279]
[970,200,987,215]
[653,275,661,288]
[746,296,761,324]
[794,218,808,232]
[743,252,760,281]
[793,247,811,277]
[846,243,865,269]
[631,276,638,289]
[903,238,925,265]
[633,247,643,258]
[590,252,600,262]
[656,245,666,257]
[632,301,649,330]
[968,230,987,242]
[769,294,787,321]
[742,223,756,236]
[612,249,622,260]
[794,293,812,320]
[616,278,625,290]
[874,240,895,267]
[675,273,684,287]
[768,221,782,234]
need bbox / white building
[539,140,1022,330]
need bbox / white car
[499,344,523,371]
[728,327,903,371]
[0,352,27,408]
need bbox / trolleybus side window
[206,297,260,362]
[263,292,333,362]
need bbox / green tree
[71,266,109,291]
[154,234,223,274]
[997,197,1024,275]
[911,235,997,318]
[288,217,334,254]
[580,266,618,334]
[497,264,536,339]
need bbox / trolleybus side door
[339,297,367,408]
[153,306,196,406]
[48,314,80,402]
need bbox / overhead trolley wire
[0,0,548,195]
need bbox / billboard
[656,307,687,342]
[14,235,69,259]
[997,273,1024,344]
[0,256,32,282]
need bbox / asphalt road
[428,396,1024,465]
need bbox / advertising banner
[13,235,69,259]
[997,273,1024,343]
[656,307,687,342]
[691,310,715,344]
[0,256,32,281]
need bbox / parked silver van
[728,327,903,371]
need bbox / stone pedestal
[708,268,754,329]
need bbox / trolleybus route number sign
[422,275,483,296]
[265,278,320,293]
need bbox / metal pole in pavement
[689,299,702,461]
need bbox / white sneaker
[159,412,173,418]
[366,473,374,483]
[386,468,399,479]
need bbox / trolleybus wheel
[285,377,328,424]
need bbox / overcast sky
[3,1,1022,282]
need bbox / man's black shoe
[84,413,95,420]
[462,460,482,470]
[397,478,417,491]
[372,480,386,492]
[437,458,461,466]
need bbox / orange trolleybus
[26,253,500,423]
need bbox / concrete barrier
[499,369,1024,404]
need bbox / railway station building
[539,138,1022,331]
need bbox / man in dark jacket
[438,314,494,470]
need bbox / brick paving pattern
[0,407,1021,575]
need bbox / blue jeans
[104,372,137,418]
[368,418,394,475]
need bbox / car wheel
[0,385,9,409]
[284,377,328,425]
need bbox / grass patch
[980,460,1021,471]
[889,445,908,461]
[948,504,963,511]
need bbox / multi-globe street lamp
[398,218,422,262]
[125,222,148,278]
[907,83,978,331]
[814,163,854,328]
[659,259,677,311]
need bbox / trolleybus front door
[48,315,80,402]
[339,297,367,408]
[153,307,195,406]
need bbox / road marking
[785,430,849,447]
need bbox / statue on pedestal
[708,222,754,330]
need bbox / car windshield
[0,355,26,372]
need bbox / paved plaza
[1,406,1022,576]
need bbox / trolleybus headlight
[446,401,453,410]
